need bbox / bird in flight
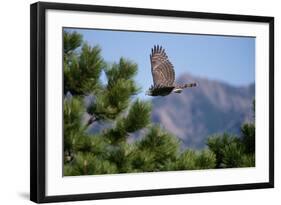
[146,45,197,96]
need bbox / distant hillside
[151,73,255,149]
[88,73,255,149]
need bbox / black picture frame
[30,2,274,203]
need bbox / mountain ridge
[150,73,255,149]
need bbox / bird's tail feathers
[178,83,197,89]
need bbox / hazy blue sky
[64,28,255,99]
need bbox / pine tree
[63,31,165,175]
[241,100,255,154]
[175,149,216,170]
[131,126,180,172]
[207,100,255,168]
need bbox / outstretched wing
[150,45,175,87]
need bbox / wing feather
[150,45,175,86]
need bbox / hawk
[146,45,197,96]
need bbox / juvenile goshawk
[146,45,197,96]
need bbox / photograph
[63,28,256,176]
[30,2,274,202]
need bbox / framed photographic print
[30,1,274,203]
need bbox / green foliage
[63,31,152,175]
[175,149,216,170]
[241,123,255,154]
[64,43,105,95]
[175,150,197,170]
[107,142,135,173]
[102,100,150,144]
[63,30,255,176]
[64,96,85,152]
[221,140,245,168]
[64,152,118,176]
[124,100,151,132]
[207,133,241,168]
[241,99,255,154]
[207,129,255,168]
[195,149,216,169]
[105,58,138,87]
[131,126,179,172]
[241,154,255,167]
[86,58,140,122]
[207,100,255,168]
[64,31,82,55]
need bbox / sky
[64,28,255,99]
